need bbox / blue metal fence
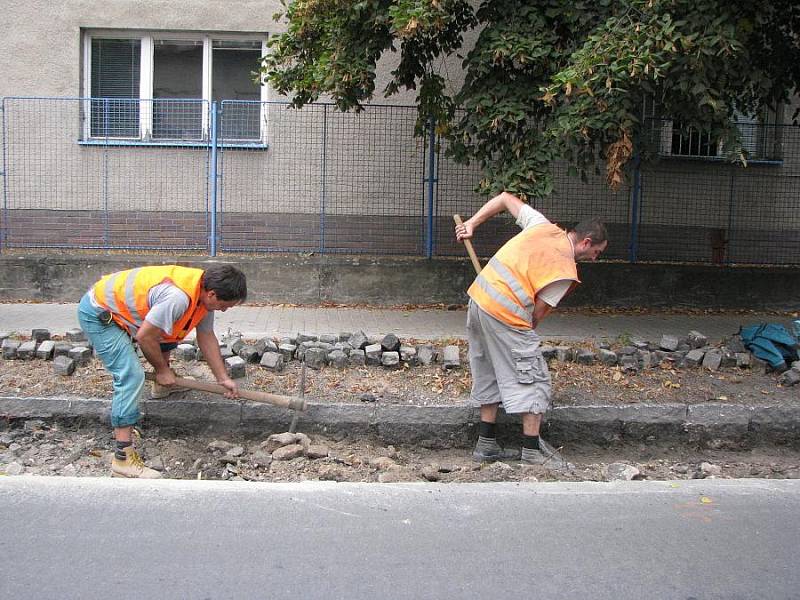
[1,96,799,265]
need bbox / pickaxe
[144,371,307,411]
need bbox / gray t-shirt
[515,204,573,307]
[89,283,213,336]
[145,283,214,335]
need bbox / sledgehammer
[453,214,482,274]
[144,372,307,411]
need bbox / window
[668,122,719,157]
[90,39,141,138]
[213,40,263,140]
[152,40,204,140]
[84,31,267,143]
[644,99,783,161]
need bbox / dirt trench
[2,418,799,484]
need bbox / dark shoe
[472,436,521,462]
[520,439,568,470]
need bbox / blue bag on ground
[739,323,800,371]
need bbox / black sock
[479,421,496,438]
[522,434,540,450]
[115,440,132,460]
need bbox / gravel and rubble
[1,419,799,483]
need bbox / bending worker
[78,264,247,478]
[455,192,607,468]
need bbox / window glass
[671,124,718,157]
[90,39,141,137]
[213,40,262,140]
[152,40,204,139]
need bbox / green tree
[262,0,800,199]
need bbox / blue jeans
[77,294,143,427]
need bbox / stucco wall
[2,0,454,104]
[1,1,450,215]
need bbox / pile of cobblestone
[2,326,798,387]
[1,328,91,376]
[541,329,800,386]
[0,328,463,380]
[208,330,463,378]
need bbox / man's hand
[154,368,177,387]
[455,220,474,241]
[217,377,239,399]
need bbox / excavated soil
[1,419,799,483]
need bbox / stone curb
[1,396,798,446]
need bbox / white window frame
[83,30,269,144]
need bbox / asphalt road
[1,477,798,599]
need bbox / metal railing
[1,96,799,265]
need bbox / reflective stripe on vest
[96,268,142,331]
[473,266,532,325]
[467,223,579,329]
[93,266,207,342]
[485,257,535,314]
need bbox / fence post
[209,101,219,257]
[424,117,437,259]
[102,98,110,249]
[628,152,642,263]
[726,168,736,265]
[319,104,328,254]
[0,98,7,253]
[0,97,8,254]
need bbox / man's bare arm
[136,321,174,385]
[455,192,525,241]
[196,329,239,398]
[531,298,553,330]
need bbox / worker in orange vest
[77,264,247,478]
[456,192,607,468]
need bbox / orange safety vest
[468,223,580,329]
[93,266,208,342]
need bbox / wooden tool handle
[453,214,482,274]
[145,372,307,411]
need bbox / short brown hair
[571,218,608,245]
[202,265,247,301]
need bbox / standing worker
[455,192,607,467]
[78,264,247,478]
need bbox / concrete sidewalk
[0,301,791,342]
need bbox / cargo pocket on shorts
[511,348,548,384]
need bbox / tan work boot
[111,446,162,479]
[150,380,191,399]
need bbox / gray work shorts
[466,300,551,414]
